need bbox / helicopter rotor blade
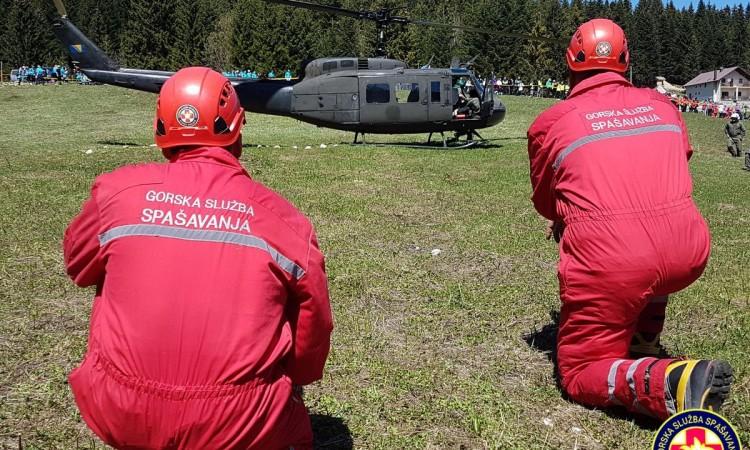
[265,0,566,48]
[408,19,565,45]
[264,0,366,20]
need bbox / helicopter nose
[489,101,506,126]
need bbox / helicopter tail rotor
[52,0,68,17]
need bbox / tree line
[1,0,749,86]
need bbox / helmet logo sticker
[595,41,612,57]
[176,104,199,127]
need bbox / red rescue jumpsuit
[64,147,333,449]
[527,72,710,419]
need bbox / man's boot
[630,332,668,358]
[664,360,734,414]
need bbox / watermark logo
[653,410,741,450]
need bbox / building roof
[684,67,750,87]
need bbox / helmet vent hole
[214,117,230,134]
[156,119,166,136]
[576,51,586,63]
[619,52,626,64]
[219,98,227,108]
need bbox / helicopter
[50,0,558,147]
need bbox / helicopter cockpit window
[340,60,354,68]
[431,81,441,102]
[322,61,338,72]
[366,83,391,103]
[395,82,420,103]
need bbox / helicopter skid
[360,138,483,149]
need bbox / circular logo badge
[652,410,741,450]
[595,41,612,57]
[176,104,199,127]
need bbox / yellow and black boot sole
[665,360,734,413]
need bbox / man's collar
[169,146,246,171]
[568,71,632,98]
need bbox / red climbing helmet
[566,19,629,73]
[154,67,245,151]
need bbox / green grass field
[0,83,748,449]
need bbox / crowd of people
[489,76,571,98]
[670,96,750,119]
[11,64,91,84]
[222,68,295,80]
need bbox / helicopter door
[428,78,452,122]
[359,77,426,124]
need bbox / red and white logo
[176,104,199,127]
[595,41,612,57]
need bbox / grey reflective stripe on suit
[553,124,683,170]
[607,359,627,405]
[626,357,654,406]
[99,224,306,280]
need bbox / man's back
[65,147,332,388]
[528,72,694,221]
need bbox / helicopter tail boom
[52,16,119,72]
[51,6,172,93]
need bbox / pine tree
[204,11,235,71]
[672,6,700,84]
[170,0,220,68]
[0,0,59,67]
[525,0,556,82]
[120,0,176,69]
[630,0,664,86]
[659,2,680,82]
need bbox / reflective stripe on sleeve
[553,124,683,170]
[99,224,306,280]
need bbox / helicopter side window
[366,83,390,103]
[431,81,441,102]
[395,82,420,103]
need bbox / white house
[684,67,750,102]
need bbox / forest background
[1,0,748,91]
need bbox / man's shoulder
[94,161,167,201]
[250,182,314,241]
[528,99,578,139]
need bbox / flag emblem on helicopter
[176,105,199,127]
[595,41,612,57]
[69,44,83,54]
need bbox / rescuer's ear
[227,135,243,159]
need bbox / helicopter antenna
[265,0,563,58]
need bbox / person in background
[725,112,746,158]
